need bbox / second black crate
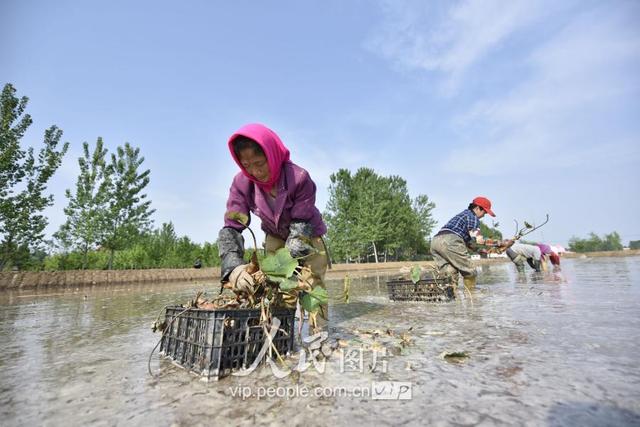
[386,277,455,302]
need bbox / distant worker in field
[506,242,543,273]
[536,243,561,270]
[431,196,505,288]
[216,123,329,330]
[549,252,561,269]
[549,244,566,256]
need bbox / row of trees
[47,222,220,270]
[1,83,221,271]
[324,168,436,263]
[568,232,623,253]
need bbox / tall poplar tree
[0,83,69,269]
[101,143,155,269]
[55,138,110,269]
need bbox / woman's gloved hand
[502,239,515,248]
[286,221,316,258]
[228,264,256,294]
[496,239,515,253]
[218,227,246,282]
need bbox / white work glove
[228,264,256,295]
[467,229,484,248]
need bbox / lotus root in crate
[386,276,455,302]
[159,306,295,380]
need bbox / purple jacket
[224,161,327,240]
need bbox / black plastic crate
[386,277,455,302]
[159,306,295,380]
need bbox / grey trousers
[431,232,477,278]
[506,248,541,272]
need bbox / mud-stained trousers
[431,232,477,286]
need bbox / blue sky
[2,0,639,247]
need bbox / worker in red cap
[431,196,502,288]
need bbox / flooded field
[1,257,640,426]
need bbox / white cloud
[367,0,544,94]
[442,2,640,175]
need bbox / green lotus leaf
[261,247,298,279]
[300,286,328,313]
[278,278,299,291]
[410,265,421,284]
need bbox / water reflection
[1,259,639,426]
[479,263,511,285]
[547,401,640,426]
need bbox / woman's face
[473,206,486,218]
[238,148,270,182]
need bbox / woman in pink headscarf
[217,123,328,325]
[537,243,561,270]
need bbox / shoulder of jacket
[286,162,311,184]
[231,172,254,192]
[232,171,249,184]
[287,161,307,174]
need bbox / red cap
[549,253,561,266]
[473,196,495,217]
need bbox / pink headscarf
[228,123,290,193]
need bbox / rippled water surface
[1,257,640,426]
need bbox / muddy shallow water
[1,257,640,426]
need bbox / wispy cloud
[368,0,640,175]
[445,3,640,175]
[367,0,545,95]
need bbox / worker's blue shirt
[439,209,480,243]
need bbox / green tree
[479,222,503,240]
[102,143,155,269]
[351,168,390,263]
[55,138,110,269]
[569,231,623,252]
[393,192,436,260]
[145,222,178,267]
[377,175,431,261]
[324,169,359,262]
[0,83,69,270]
[324,167,435,263]
[45,222,221,270]
[413,195,437,239]
[201,241,221,267]
[602,231,623,251]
